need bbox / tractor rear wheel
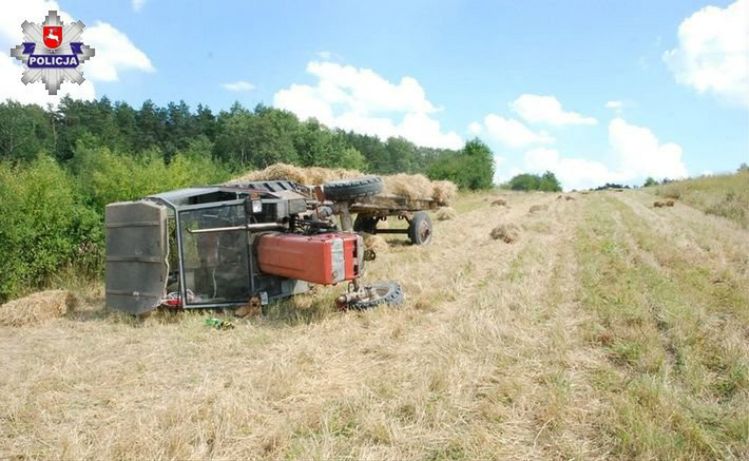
[408,211,433,245]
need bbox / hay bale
[490,223,520,243]
[435,207,457,221]
[665,199,675,207]
[382,174,433,200]
[305,167,362,185]
[226,164,457,204]
[528,204,548,214]
[0,290,76,326]
[226,163,363,186]
[653,201,665,208]
[491,198,507,207]
[362,233,389,253]
[432,180,458,205]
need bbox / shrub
[0,157,93,301]
[506,171,562,192]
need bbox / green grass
[575,195,748,459]
[652,171,749,228]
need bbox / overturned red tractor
[105,176,434,315]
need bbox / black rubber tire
[350,281,404,310]
[323,176,383,201]
[408,211,433,245]
[354,214,378,233]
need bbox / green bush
[0,157,97,301]
[428,139,494,190]
[72,140,230,211]
[506,171,562,192]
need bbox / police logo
[10,10,95,95]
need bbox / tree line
[0,97,494,301]
[0,97,495,178]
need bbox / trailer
[322,176,439,246]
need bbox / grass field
[652,170,749,228]
[1,182,748,459]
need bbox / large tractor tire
[323,176,383,201]
[408,211,433,245]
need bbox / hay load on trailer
[228,164,456,246]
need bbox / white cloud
[482,114,554,149]
[132,0,147,12]
[467,121,482,135]
[0,54,95,106]
[663,0,749,107]
[0,0,66,44]
[82,21,154,82]
[608,117,688,180]
[605,100,623,110]
[0,0,153,105]
[523,147,620,191]
[222,80,255,92]
[274,61,462,149]
[517,118,688,190]
[511,94,597,125]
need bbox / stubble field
[1,186,747,460]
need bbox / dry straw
[227,163,457,205]
[490,223,520,243]
[435,207,457,221]
[528,204,548,214]
[0,290,77,326]
[362,233,389,253]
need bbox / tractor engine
[256,232,364,285]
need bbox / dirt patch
[490,223,520,243]
[435,207,457,221]
[0,290,77,326]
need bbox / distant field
[652,171,749,228]
[1,187,747,459]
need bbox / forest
[0,98,495,301]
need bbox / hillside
[1,189,747,459]
[651,171,749,228]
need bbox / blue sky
[2,0,747,189]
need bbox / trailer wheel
[350,281,404,310]
[323,176,383,201]
[354,214,378,233]
[408,211,433,245]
